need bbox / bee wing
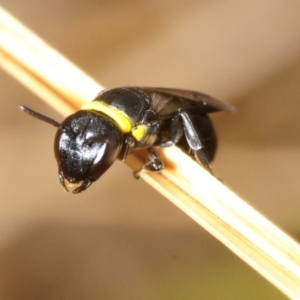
[139,87,235,113]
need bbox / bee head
[20,106,123,193]
[54,111,123,193]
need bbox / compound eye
[89,131,122,181]
[54,127,63,162]
[89,142,108,180]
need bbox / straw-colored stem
[0,7,300,299]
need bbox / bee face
[54,110,123,193]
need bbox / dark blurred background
[1,1,300,299]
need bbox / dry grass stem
[1,7,300,299]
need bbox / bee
[20,87,234,193]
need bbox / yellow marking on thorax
[131,124,147,141]
[82,101,132,133]
[82,101,148,141]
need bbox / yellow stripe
[131,124,147,141]
[81,101,132,133]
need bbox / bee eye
[89,143,108,180]
[89,131,122,181]
[54,127,63,162]
[85,136,105,148]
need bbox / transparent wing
[138,87,235,113]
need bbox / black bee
[20,87,234,193]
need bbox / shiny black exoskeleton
[20,87,234,193]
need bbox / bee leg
[192,149,213,174]
[179,111,214,175]
[158,114,183,148]
[134,148,164,179]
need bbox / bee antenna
[19,105,61,128]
